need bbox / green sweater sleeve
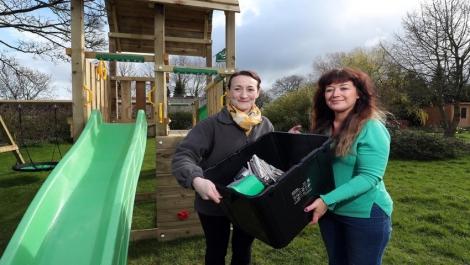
[320,119,390,209]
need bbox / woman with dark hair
[290,68,393,265]
[172,70,274,265]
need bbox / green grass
[1,138,470,264]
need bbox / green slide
[0,109,147,265]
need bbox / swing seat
[12,162,59,172]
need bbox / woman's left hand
[288,125,302,134]
[304,197,328,225]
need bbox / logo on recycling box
[291,178,312,205]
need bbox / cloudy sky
[4,0,424,99]
[210,0,423,92]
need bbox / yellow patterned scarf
[227,102,262,136]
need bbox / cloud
[212,0,423,90]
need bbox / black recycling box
[203,132,335,249]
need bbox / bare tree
[381,0,470,137]
[270,75,306,98]
[116,62,139,78]
[255,90,272,110]
[169,55,207,97]
[0,60,56,99]
[140,62,155,78]
[1,0,107,75]
[311,52,346,77]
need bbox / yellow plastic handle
[220,91,227,107]
[83,85,93,107]
[148,86,156,107]
[158,103,163,124]
[96,60,107,80]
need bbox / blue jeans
[318,204,392,265]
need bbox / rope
[17,105,36,167]
[50,105,63,162]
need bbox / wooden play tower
[69,0,240,242]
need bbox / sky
[210,0,423,92]
[3,0,424,99]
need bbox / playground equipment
[65,0,241,243]
[0,109,147,265]
[68,0,238,139]
[1,2,241,259]
[11,105,63,172]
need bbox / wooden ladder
[0,115,25,164]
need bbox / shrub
[389,129,470,160]
[263,87,313,132]
[168,111,193,130]
[0,104,72,146]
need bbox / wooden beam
[0,100,72,105]
[108,34,118,122]
[154,4,168,136]
[156,226,204,241]
[130,228,159,242]
[109,32,155,40]
[166,36,212,44]
[0,115,25,164]
[136,80,147,112]
[225,11,236,69]
[205,10,212,82]
[65,48,156,62]
[108,32,212,45]
[110,76,155,82]
[110,2,122,52]
[135,192,157,201]
[155,65,235,75]
[138,0,240,12]
[70,0,86,142]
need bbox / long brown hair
[310,68,387,156]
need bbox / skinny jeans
[198,212,254,265]
[318,203,392,265]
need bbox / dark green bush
[389,129,470,160]
[168,111,193,130]
[263,87,313,132]
[0,104,72,146]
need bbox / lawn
[1,138,469,264]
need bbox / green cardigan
[320,119,393,218]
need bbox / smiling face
[324,81,359,117]
[227,75,260,114]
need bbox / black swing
[12,105,63,172]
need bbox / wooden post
[120,81,132,122]
[225,11,236,70]
[136,81,147,113]
[71,0,86,142]
[192,100,200,126]
[109,39,118,122]
[205,12,213,91]
[154,4,168,136]
[0,115,25,164]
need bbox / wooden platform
[104,0,240,57]
[131,133,203,242]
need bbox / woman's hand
[288,125,302,134]
[192,177,222,203]
[304,197,328,225]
